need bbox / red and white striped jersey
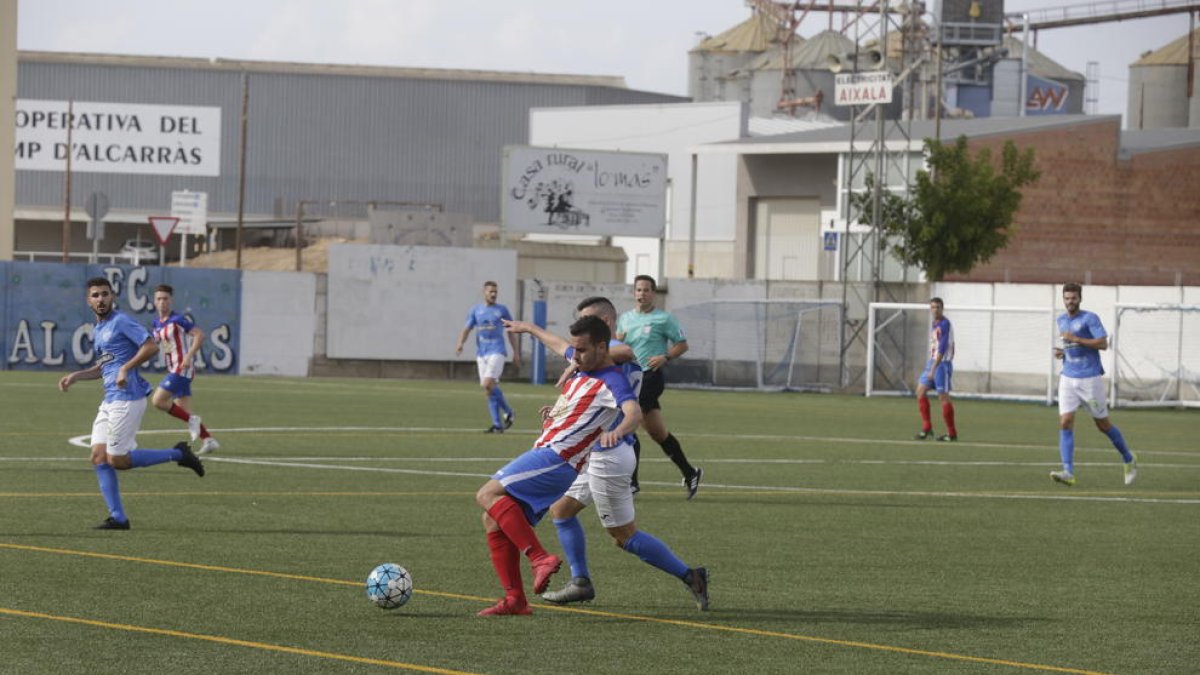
[152,311,197,377]
[534,365,636,470]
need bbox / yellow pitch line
[1,543,1110,674]
[0,607,476,674]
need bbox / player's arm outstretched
[58,363,103,392]
[503,319,570,357]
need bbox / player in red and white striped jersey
[150,285,219,455]
[474,315,641,617]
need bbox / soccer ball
[366,563,413,609]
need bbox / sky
[15,0,1191,124]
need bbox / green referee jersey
[617,308,686,368]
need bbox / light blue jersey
[93,310,153,402]
[1057,310,1106,378]
[616,309,686,369]
[464,303,513,357]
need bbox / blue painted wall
[2,262,241,374]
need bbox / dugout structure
[669,299,843,391]
[866,302,1058,403]
[1112,303,1200,409]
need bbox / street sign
[823,231,839,251]
[171,190,208,235]
[148,216,180,246]
[85,192,110,220]
[834,72,894,106]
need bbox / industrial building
[7,51,683,263]
[1127,27,1200,129]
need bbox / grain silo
[745,30,852,119]
[689,12,778,103]
[1127,28,1200,130]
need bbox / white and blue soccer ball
[366,563,413,609]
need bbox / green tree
[851,135,1040,281]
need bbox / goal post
[1112,303,1200,409]
[669,299,844,391]
[866,302,1058,404]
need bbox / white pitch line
[205,457,1200,505]
[60,425,1200,457]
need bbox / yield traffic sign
[148,216,180,246]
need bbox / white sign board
[834,72,894,106]
[502,146,667,237]
[171,190,209,235]
[14,99,221,176]
[148,216,180,246]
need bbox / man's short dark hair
[930,297,944,308]
[1063,282,1082,295]
[483,280,498,288]
[576,296,616,320]
[155,284,174,295]
[570,314,611,344]
[633,274,657,291]
[86,276,111,290]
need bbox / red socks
[918,397,932,432]
[942,402,957,438]
[486,530,524,601]
[486,496,549,562]
[167,404,210,439]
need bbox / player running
[150,284,219,454]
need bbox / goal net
[669,299,844,391]
[866,302,1057,403]
[1112,303,1200,409]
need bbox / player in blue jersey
[57,277,206,530]
[455,281,520,433]
[505,296,709,611]
[1051,283,1138,487]
[616,275,702,499]
[914,297,958,441]
[474,315,643,616]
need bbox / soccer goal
[1112,303,1200,409]
[866,302,1058,403]
[670,299,844,391]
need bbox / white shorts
[564,441,636,528]
[90,397,148,456]
[476,354,506,383]
[1058,375,1108,418]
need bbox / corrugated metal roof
[19,51,629,89]
[1002,37,1085,82]
[692,12,780,54]
[1131,28,1200,66]
[748,116,843,137]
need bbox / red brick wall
[942,118,1200,286]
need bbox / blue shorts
[492,447,579,525]
[919,360,953,394]
[157,373,193,398]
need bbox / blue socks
[1105,426,1134,463]
[486,393,500,427]
[129,447,183,468]
[622,530,689,579]
[94,464,127,523]
[487,387,513,428]
[1059,429,1075,474]
[493,387,512,418]
[553,516,590,579]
